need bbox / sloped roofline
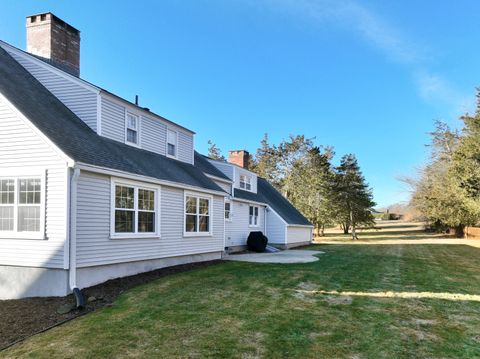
[0,44,223,195]
[0,39,195,135]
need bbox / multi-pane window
[0,179,15,231]
[126,113,139,145]
[0,177,42,235]
[167,129,177,157]
[224,201,231,221]
[114,186,135,233]
[249,205,259,226]
[113,183,157,236]
[240,175,251,191]
[138,189,155,233]
[18,178,41,232]
[185,195,211,235]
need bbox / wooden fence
[465,227,480,238]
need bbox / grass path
[3,228,480,358]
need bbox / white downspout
[223,196,226,253]
[264,207,268,237]
[69,168,81,292]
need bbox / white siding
[99,94,194,164]
[286,226,312,245]
[76,171,224,267]
[2,43,98,131]
[0,98,68,268]
[100,97,125,142]
[208,160,234,180]
[178,131,194,163]
[141,115,167,155]
[213,180,231,195]
[225,200,265,247]
[266,210,286,244]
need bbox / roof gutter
[205,173,232,184]
[76,162,228,197]
[231,196,267,207]
[287,224,314,228]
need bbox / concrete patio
[223,250,323,264]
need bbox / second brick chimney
[228,150,249,169]
[26,12,81,76]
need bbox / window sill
[248,225,260,228]
[110,234,161,240]
[0,233,46,240]
[125,141,141,148]
[183,232,213,238]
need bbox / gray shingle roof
[194,152,231,181]
[234,178,312,226]
[0,46,224,193]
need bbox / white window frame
[0,169,46,240]
[125,112,141,147]
[183,191,213,237]
[110,178,160,239]
[239,175,252,191]
[166,128,178,159]
[224,200,232,222]
[249,205,259,227]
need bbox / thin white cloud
[414,70,474,115]
[245,0,473,115]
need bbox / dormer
[206,150,258,194]
[228,150,256,192]
[234,166,258,193]
[98,92,194,164]
[0,13,195,165]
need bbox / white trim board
[76,163,227,197]
[204,174,232,185]
[231,197,266,208]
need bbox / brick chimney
[228,150,250,169]
[26,12,80,76]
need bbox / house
[202,151,313,251]
[0,13,311,300]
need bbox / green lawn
[3,243,480,358]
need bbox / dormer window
[126,113,139,145]
[240,175,251,191]
[167,129,177,158]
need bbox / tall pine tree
[332,154,375,239]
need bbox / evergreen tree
[207,140,225,161]
[251,133,279,185]
[286,146,336,236]
[332,154,376,239]
[408,96,480,236]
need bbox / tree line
[404,91,480,236]
[208,135,375,239]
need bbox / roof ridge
[0,45,223,194]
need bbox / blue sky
[1,0,480,207]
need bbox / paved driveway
[224,250,323,264]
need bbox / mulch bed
[0,260,222,351]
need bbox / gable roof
[194,152,231,181]
[234,178,312,226]
[0,40,195,135]
[0,46,224,194]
